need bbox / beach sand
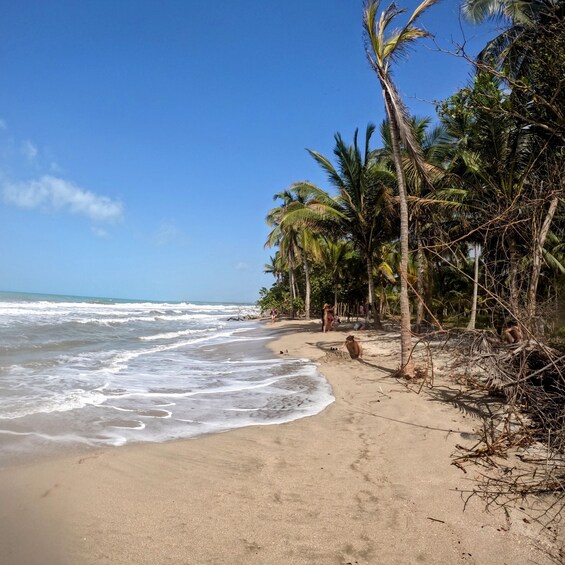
[0,320,559,564]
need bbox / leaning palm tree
[363,0,439,377]
[375,117,454,330]
[266,191,303,319]
[264,253,284,285]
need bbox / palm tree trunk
[467,242,480,330]
[366,255,383,330]
[415,231,425,332]
[385,92,414,377]
[303,257,311,320]
[526,196,558,328]
[288,251,295,319]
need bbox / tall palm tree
[266,190,302,319]
[375,117,454,330]
[304,124,396,329]
[322,239,356,308]
[363,0,439,376]
[266,186,327,319]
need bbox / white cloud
[152,222,189,246]
[91,226,110,238]
[234,261,249,271]
[22,140,38,160]
[49,161,63,173]
[2,175,123,222]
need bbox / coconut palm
[266,186,328,319]
[264,253,284,285]
[375,117,455,330]
[363,0,440,376]
[321,239,356,309]
[303,124,396,329]
[266,191,303,318]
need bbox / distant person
[501,322,523,344]
[344,335,363,359]
[323,304,335,333]
[270,308,277,323]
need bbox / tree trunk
[415,230,425,332]
[508,238,520,318]
[385,92,414,377]
[288,251,295,319]
[526,196,558,326]
[466,242,480,330]
[366,255,383,330]
[303,257,311,320]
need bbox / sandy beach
[0,320,560,564]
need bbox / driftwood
[404,328,565,534]
[443,330,565,528]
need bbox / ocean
[0,291,334,467]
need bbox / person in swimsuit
[344,335,363,359]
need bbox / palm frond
[405,0,441,28]
[306,149,344,190]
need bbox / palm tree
[375,117,454,330]
[321,239,356,308]
[264,253,284,285]
[363,0,439,376]
[303,124,396,329]
[266,191,302,319]
[266,186,328,319]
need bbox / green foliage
[256,286,285,314]
[259,0,565,337]
[256,285,304,318]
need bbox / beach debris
[441,330,565,527]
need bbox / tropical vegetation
[258,0,565,376]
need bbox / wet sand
[0,320,559,564]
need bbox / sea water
[0,291,334,467]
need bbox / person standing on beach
[270,308,277,323]
[323,304,335,333]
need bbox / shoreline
[0,320,558,564]
[0,321,328,469]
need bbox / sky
[0,0,498,303]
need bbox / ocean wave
[0,389,108,420]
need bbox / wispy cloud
[2,175,123,222]
[22,140,38,161]
[234,261,249,271]
[91,226,110,238]
[0,119,7,130]
[152,222,189,246]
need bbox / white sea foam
[0,294,332,465]
[139,327,217,341]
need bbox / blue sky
[0,0,497,303]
